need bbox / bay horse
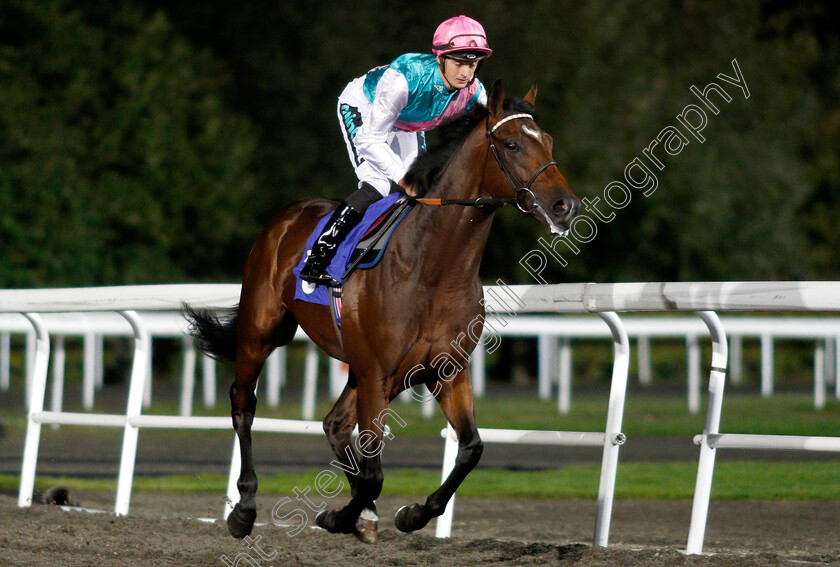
[185,80,580,542]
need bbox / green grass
[2,392,838,502]
[4,461,840,501]
[102,391,838,437]
[2,391,838,440]
[333,393,839,438]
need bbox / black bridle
[413,113,559,215]
[485,112,559,214]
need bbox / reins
[412,112,559,214]
[413,196,514,208]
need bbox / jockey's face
[437,56,478,91]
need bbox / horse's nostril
[553,198,573,217]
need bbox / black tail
[182,303,239,363]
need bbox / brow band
[488,113,534,135]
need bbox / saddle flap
[345,198,413,275]
[293,193,413,306]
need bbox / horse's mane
[403,97,539,196]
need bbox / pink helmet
[432,15,492,62]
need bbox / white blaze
[522,124,542,142]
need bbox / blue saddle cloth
[293,193,412,306]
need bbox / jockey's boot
[300,201,364,286]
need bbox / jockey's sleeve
[354,68,410,192]
[476,85,488,108]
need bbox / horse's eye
[505,142,519,152]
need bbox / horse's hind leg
[322,379,379,543]
[394,369,482,533]
[227,354,263,538]
[227,309,298,539]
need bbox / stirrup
[300,262,340,287]
[301,273,340,287]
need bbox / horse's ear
[488,79,505,116]
[524,81,538,105]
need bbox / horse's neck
[397,137,495,286]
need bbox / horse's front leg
[395,369,482,532]
[316,376,385,536]
[322,380,379,543]
[227,356,266,538]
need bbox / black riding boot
[300,201,365,286]
[301,183,383,286]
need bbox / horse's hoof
[314,509,329,530]
[316,508,360,535]
[227,504,256,539]
[354,508,378,544]
[315,509,338,532]
[394,503,428,533]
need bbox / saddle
[293,193,414,307]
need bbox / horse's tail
[182,303,239,363]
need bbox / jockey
[300,15,493,286]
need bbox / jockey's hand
[398,178,418,197]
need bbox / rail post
[114,310,151,516]
[593,311,630,547]
[686,311,728,554]
[17,314,50,508]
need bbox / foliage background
[1,0,838,288]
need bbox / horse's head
[483,80,580,235]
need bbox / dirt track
[2,383,839,565]
[2,490,839,566]
[4,421,840,565]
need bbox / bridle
[485,113,559,214]
[414,113,560,221]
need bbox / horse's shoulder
[250,199,338,249]
[264,198,339,225]
[285,197,340,215]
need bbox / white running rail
[3,281,840,553]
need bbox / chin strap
[437,59,456,92]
